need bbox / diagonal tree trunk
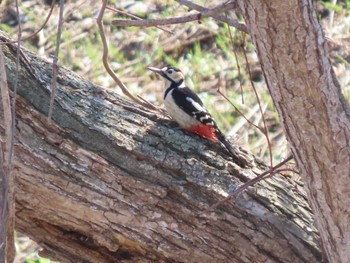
[237,1,350,262]
[1,32,322,262]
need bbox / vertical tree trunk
[237,1,350,262]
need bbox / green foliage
[321,0,350,11]
[0,23,12,33]
[25,256,56,263]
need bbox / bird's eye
[167,69,174,74]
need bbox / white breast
[164,89,200,129]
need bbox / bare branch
[217,90,264,132]
[203,155,294,213]
[48,0,64,123]
[226,23,244,103]
[0,0,56,46]
[106,6,173,35]
[175,0,248,33]
[112,1,248,33]
[20,0,56,43]
[240,33,274,167]
[96,0,163,112]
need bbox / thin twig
[240,33,273,168]
[48,0,65,123]
[227,22,244,104]
[21,0,56,42]
[228,103,260,135]
[0,0,56,45]
[202,155,294,213]
[106,6,173,34]
[96,0,162,112]
[216,23,262,132]
[174,0,247,33]
[217,90,263,132]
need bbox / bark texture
[0,37,15,263]
[1,32,322,262]
[237,1,350,262]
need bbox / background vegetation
[1,0,349,262]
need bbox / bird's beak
[147,66,164,76]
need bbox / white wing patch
[185,97,216,126]
[186,97,206,113]
[199,115,211,121]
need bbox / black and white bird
[148,65,245,167]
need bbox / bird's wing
[172,87,216,126]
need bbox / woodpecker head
[148,66,185,87]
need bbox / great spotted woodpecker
[148,65,245,167]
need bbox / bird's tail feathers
[215,129,246,167]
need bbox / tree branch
[96,0,162,113]
[112,1,248,33]
[1,31,321,263]
[174,0,248,33]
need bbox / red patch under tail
[186,125,219,142]
[187,125,247,168]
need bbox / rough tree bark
[1,31,322,262]
[237,1,350,262]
